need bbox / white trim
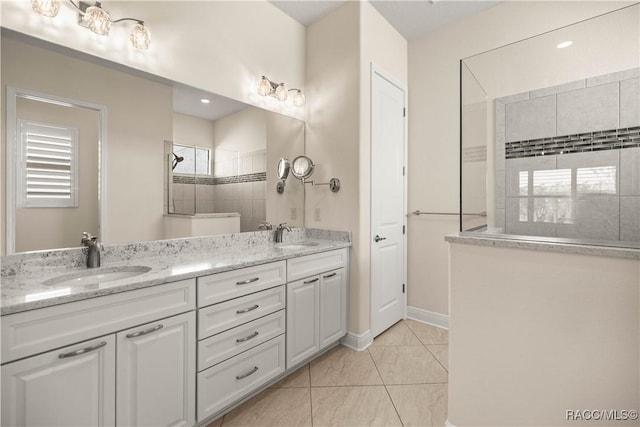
[369,63,409,338]
[445,418,456,427]
[340,330,372,351]
[5,86,108,254]
[407,306,449,330]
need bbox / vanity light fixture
[556,40,573,49]
[257,76,305,107]
[31,0,152,50]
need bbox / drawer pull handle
[236,366,259,380]
[236,277,260,285]
[323,272,337,279]
[236,331,259,343]
[304,278,319,284]
[58,341,107,359]
[126,324,164,339]
[236,304,260,314]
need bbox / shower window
[460,4,639,248]
[173,144,211,176]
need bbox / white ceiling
[270,0,500,40]
[172,85,248,122]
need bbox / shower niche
[460,4,640,248]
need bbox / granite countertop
[1,238,350,316]
[445,232,640,260]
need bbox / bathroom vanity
[0,230,350,427]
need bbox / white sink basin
[43,266,151,287]
[279,241,320,250]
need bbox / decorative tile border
[173,172,266,185]
[505,126,640,159]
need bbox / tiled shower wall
[495,68,640,243]
[172,149,267,232]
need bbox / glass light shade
[293,90,305,107]
[257,76,272,97]
[275,83,288,101]
[85,5,111,35]
[31,0,59,17]
[130,23,151,50]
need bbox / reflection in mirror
[277,158,290,180]
[2,30,305,254]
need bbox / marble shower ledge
[0,228,351,315]
[445,233,640,260]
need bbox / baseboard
[445,418,456,427]
[407,306,449,330]
[340,329,372,351]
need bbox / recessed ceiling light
[556,41,573,49]
[200,98,211,104]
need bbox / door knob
[374,235,387,243]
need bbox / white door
[116,311,196,427]
[1,336,116,427]
[286,277,320,368]
[371,67,406,338]
[319,268,347,348]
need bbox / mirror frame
[291,155,315,180]
[277,158,290,180]
[5,86,108,254]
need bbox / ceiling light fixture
[556,40,573,49]
[200,98,211,104]
[257,76,305,107]
[31,0,152,50]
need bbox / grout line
[368,347,406,427]
[425,345,449,374]
[308,364,315,427]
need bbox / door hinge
[403,166,405,176]
[403,107,406,117]
[402,283,406,294]
[402,225,405,234]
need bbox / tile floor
[206,319,448,427]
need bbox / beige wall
[173,113,215,150]
[306,2,407,335]
[1,35,173,253]
[407,1,634,317]
[1,1,306,120]
[15,98,99,252]
[449,243,639,426]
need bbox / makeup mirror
[277,158,290,180]
[291,155,315,180]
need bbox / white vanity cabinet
[196,261,287,422]
[1,279,196,427]
[286,249,348,368]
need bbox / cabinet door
[116,311,195,427]
[319,268,348,349]
[1,336,116,427]
[286,276,320,368]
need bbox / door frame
[369,63,408,337]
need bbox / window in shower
[173,144,211,176]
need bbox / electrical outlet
[314,208,321,221]
[290,207,297,220]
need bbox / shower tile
[506,95,556,142]
[586,67,640,87]
[497,91,530,105]
[620,147,640,196]
[494,101,505,135]
[232,199,242,214]
[620,78,640,128]
[495,134,505,171]
[529,79,585,99]
[241,200,253,218]
[253,199,266,220]
[505,197,557,237]
[556,196,620,241]
[557,82,619,135]
[495,208,505,232]
[557,150,620,197]
[253,181,266,199]
[241,183,252,200]
[505,156,557,197]
[620,196,640,242]
[495,170,505,209]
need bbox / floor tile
[205,417,223,427]
[404,320,449,345]
[270,364,310,388]
[371,321,422,347]
[310,345,383,386]
[426,345,449,371]
[311,386,402,426]
[221,388,311,426]
[369,346,448,385]
[386,384,448,426]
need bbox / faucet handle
[278,223,288,228]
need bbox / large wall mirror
[1,29,305,255]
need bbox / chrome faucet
[274,223,292,243]
[258,221,273,231]
[81,232,102,268]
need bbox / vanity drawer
[198,309,285,372]
[197,335,285,421]
[2,279,196,364]
[287,248,348,282]
[197,261,286,307]
[198,286,285,340]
